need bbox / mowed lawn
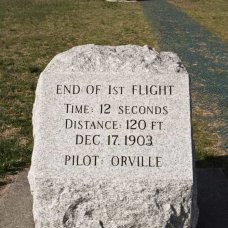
[0,0,225,179]
[0,0,156,176]
[170,0,228,42]
[169,0,228,169]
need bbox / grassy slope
[0,0,156,175]
[169,0,228,42]
[169,0,228,170]
[0,0,225,178]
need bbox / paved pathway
[141,0,228,153]
[0,169,34,228]
[0,169,228,227]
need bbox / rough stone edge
[41,44,186,74]
[29,178,195,228]
[28,44,198,227]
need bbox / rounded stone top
[43,44,186,74]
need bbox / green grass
[194,118,228,175]
[192,107,228,172]
[193,119,218,160]
[169,0,228,171]
[0,0,157,176]
[169,0,228,42]
[0,0,225,178]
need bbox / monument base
[29,176,198,228]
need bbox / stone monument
[28,44,198,228]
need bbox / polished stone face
[29,44,198,228]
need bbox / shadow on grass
[196,156,228,227]
[196,155,228,178]
[196,167,228,228]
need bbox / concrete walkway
[0,169,34,228]
[0,168,228,227]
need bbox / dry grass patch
[0,0,156,176]
[169,0,228,42]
